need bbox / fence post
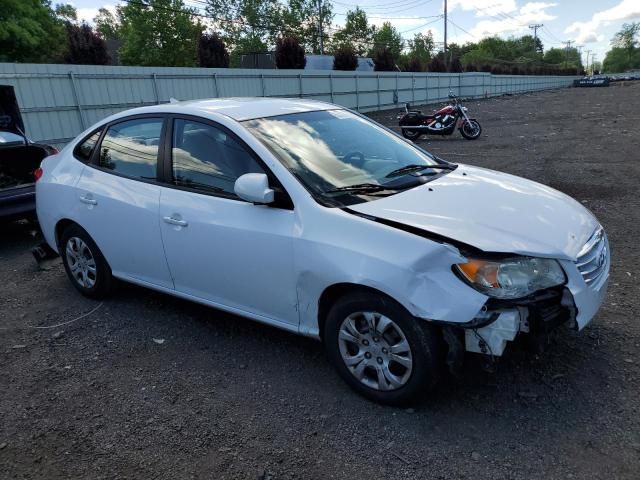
[68,72,86,130]
[329,73,334,103]
[298,73,303,98]
[213,73,219,98]
[411,74,415,104]
[355,73,359,111]
[260,74,265,97]
[395,72,399,106]
[152,73,160,104]
[376,74,380,110]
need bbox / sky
[71,0,640,65]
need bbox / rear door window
[97,118,163,181]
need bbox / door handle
[163,216,188,227]
[79,195,97,205]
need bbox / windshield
[243,109,454,206]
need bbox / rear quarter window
[73,129,102,162]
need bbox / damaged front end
[439,287,578,373]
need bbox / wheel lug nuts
[382,348,388,354]
[363,340,369,346]
[365,352,372,359]
[377,357,383,364]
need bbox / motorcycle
[398,93,482,141]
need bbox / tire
[59,223,113,299]
[401,128,422,141]
[323,291,442,405]
[460,119,482,140]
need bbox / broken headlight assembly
[455,256,566,299]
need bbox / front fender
[294,208,488,337]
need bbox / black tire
[59,223,113,299]
[401,128,422,141]
[460,119,482,140]
[323,291,443,405]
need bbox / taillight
[34,167,43,181]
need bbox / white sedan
[36,98,609,404]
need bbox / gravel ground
[1,83,639,480]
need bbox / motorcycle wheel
[460,120,482,140]
[401,129,422,141]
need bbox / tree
[333,45,358,70]
[198,32,229,68]
[206,0,281,51]
[64,22,110,65]
[449,57,463,73]
[373,47,395,71]
[93,7,120,40]
[275,36,306,69]
[369,22,403,60]
[331,7,372,56]
[117,0,203,67]
[0,0,67,62]
[612,22,640,50]
[603,22,640,73]
[229,34,268,68]
[428,56,446,72]
[543,47,565,65]
[403,57,423,72]
[277,0,334,53]
[406,31,434,66]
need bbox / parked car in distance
[36,98,609,404]
[0,86,57,222]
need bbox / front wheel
[460,119,482,140]
[401,128,422,141]
[323,291,442,405]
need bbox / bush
[373,47,395,71]
[333,46,358,71]
[275,36,306,69]
[404,57,423,72]
[428,56,446,72]
[448,57,463,73]
[64,22,110,65]
[464,63,478,72]
[198,33,229,68]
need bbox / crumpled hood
[349,164,599,260]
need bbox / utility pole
[443,0,448,67]
[529,24,543,54]
[318,0,324,55]
[563,40,573,68]
[591,54,598,75]
[585,49,592,75]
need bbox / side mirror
[234,173,274,204]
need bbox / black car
[0,85,57,222]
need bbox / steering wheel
[343,151,366,168]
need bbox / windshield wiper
[325,183,398,194]
[385,163,456,178]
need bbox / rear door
[72,115,174,289]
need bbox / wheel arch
[317,283,409,341]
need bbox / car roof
[115,97,341,122]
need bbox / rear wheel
[324,291,442,405]
[60,224,113,298]
[460,119,482,140]
[401,129,422,141]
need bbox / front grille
[576,227,608,286]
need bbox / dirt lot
[1,83,639,480]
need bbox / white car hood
[349,165,599,260]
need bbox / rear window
[74,129,102,162]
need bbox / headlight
[455,257,566,299]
